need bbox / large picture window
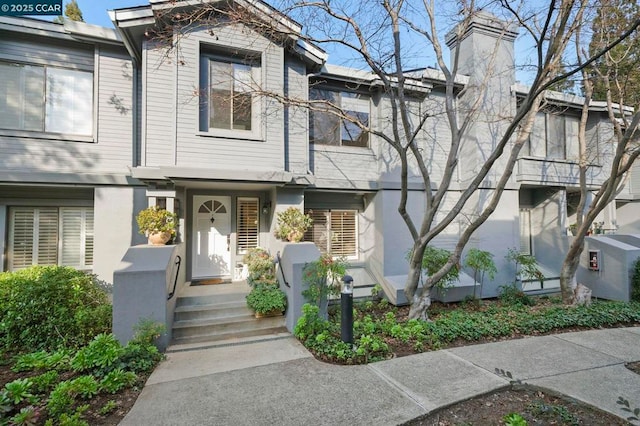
[304,209,358,258]
[200,54,260,135]
[0,62,93,135]
[8,207,94,271]
[309,88,370,148]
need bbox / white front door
[192,196,231,278]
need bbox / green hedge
[0,266,112,352]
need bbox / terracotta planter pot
[148,231,171,246]
[287,230,304,242]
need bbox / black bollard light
[341,274,354,344]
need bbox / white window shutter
[305,209,329,254]
[8,207,58,270]
[8,208,35,270]
[236,198,259,254]
[37,208,59,265]
[60,207,93,269]
[329,210,357,258]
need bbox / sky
[49,0,538,84]
[69,0,146,27]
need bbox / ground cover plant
[0,266,164,425]
[294,292,640,365]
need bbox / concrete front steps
[171,290,287,346]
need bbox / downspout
[132,58,140,167]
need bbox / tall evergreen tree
[53,0,84,23]
[589,0,640,108]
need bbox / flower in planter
[136,206,177,245]
[274,207,313,242]
[246,283,287,316]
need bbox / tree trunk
[404,243,427,302]
[407,287,431,321]
[560,233,586,303]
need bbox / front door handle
[227,235,230,252]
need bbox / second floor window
[524,110,580,161]
[309,88,370,148]
[0,62,93,136]
[200,53,260,135]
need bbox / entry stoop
[171,283,287,346]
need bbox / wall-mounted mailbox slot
[588,250,600,271]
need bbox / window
[309,88,370,147]
[304,209,358,258]
[546,113,566,159]
[8,207,94,270]
[237,198,259,254]
[200,54,260,134]
[0,62,93,135]
[524,110,580,161]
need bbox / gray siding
[143,23,286,171]
[0,33,134,178]
[0,31,93,70]
[284,56,308,174]
[96,47,135,171]
[377,91,451,186]
[142,40,175,166]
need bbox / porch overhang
[131,166,316,190]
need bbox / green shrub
[12,349,71,372]
[302,254,348,306]
[4,378,35,405]
[505,248,544,283]
[0,266,112,352]
[10,406,39,426]
[0,392,12,417]
[632,257,640,303]
[118,343,163,374]
[498,283,535,307]
[246,284,287,314]
[503,412,528,426]
[406,246,459,289]
[46,405,89,426]
[47,377,97,417]
[131,319,166,346]
[243,247,277,287]
[99,369,137,394]
[464,248,497,299]
[71,334,123,375]
[294,304,331,342]
[99,400,118,415]
[30,371,60,394]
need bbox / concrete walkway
[120,327,640,425]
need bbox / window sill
[0,129,95,143]
[196,131,264,142]
[311,144,375,156]
[517,156,602,168]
